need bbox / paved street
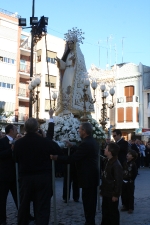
[6,167,150,225]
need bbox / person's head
[5,124,18,139]
[128,140,132,144]
[126,150,137,162]
[68,41,74,50]
[135,139,140,144]
[147,141,150,148]
[24,118,38,133]
[79,122,93,139]
[0,130,2,138]
[104,142,120,159]
[112,129,122,142]
[106,138,110,144]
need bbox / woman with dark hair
[55,28,94,116]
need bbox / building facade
[0,9,21,126]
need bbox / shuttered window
[124,86,134,102]
[126,107,133,122]
[117,108,124,122]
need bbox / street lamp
[18,0,48,118]
[99,83,115,130]
[80,73,98,122]
[52,92,58,111]
[28,75,41,120]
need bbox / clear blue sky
[0,0,150,69]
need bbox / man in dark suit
[51,122,99,225]
[112,129,128,166]
[0,124,18,225]
[13,117,60,225]
[131,139,140,174]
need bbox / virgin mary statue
[55,28,94,116]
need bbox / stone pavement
[6,167,150,225]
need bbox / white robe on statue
[55,42,94,116]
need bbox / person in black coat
[121,150,137,214]
[131,139,140,173]
[0,124,18,225]
[13,117,61,225]
[112,129,129,166]
[100,142,123,225]
[51,122,99,225]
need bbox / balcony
[19,64,35,78]
[126,96,133,102]
[18,84,29,102]
[19,64,30,73]
[117,96,139,103]
[18,106,29,121]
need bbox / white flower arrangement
[41,113,105,143]
[87,115,105,141]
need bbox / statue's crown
[64,27,85,44]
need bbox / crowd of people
[0,112,149,225]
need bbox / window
[126,107,133,122]
[37,49,41,62]
[117,108,124,122]
[2,83,6,88]
[0,56,3,62]
[45,99,55,111]
[0,56,15,64]
[4,57,8,63]
[37,55,41,62]
[46,51,57,64]
[124,86,134,102]
[0,82,14,89]
[45,75,56,88]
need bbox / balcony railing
[18,113,29,121]
[18,106,29,121]
[20,43,31,50]
[0,8,21,18]
[19,64,30,73]
[19,64,35,74]
[117,96,139,103]
[126,96,133,102]
[18,88,29,98]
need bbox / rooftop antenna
[122,37,126,63]
[107,35,113,69]
[113,44,117,65]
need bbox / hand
[69,55,75,61]
[63,140,73,147]
[50,155,58,160]
[55,56,60,62]
[49,108,54,118]
[112,196,118,202]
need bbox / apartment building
[0,9,21,126]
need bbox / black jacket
[57,135,99,188]
[117,139,129,166]
[100,157,123,198]
[0,136,16,181]
[13,132,60,178]
[122,160,137,182]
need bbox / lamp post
[28,75,41,119]
[99,84,115,130]
[18,0,48,117]
[80,74,97,122]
